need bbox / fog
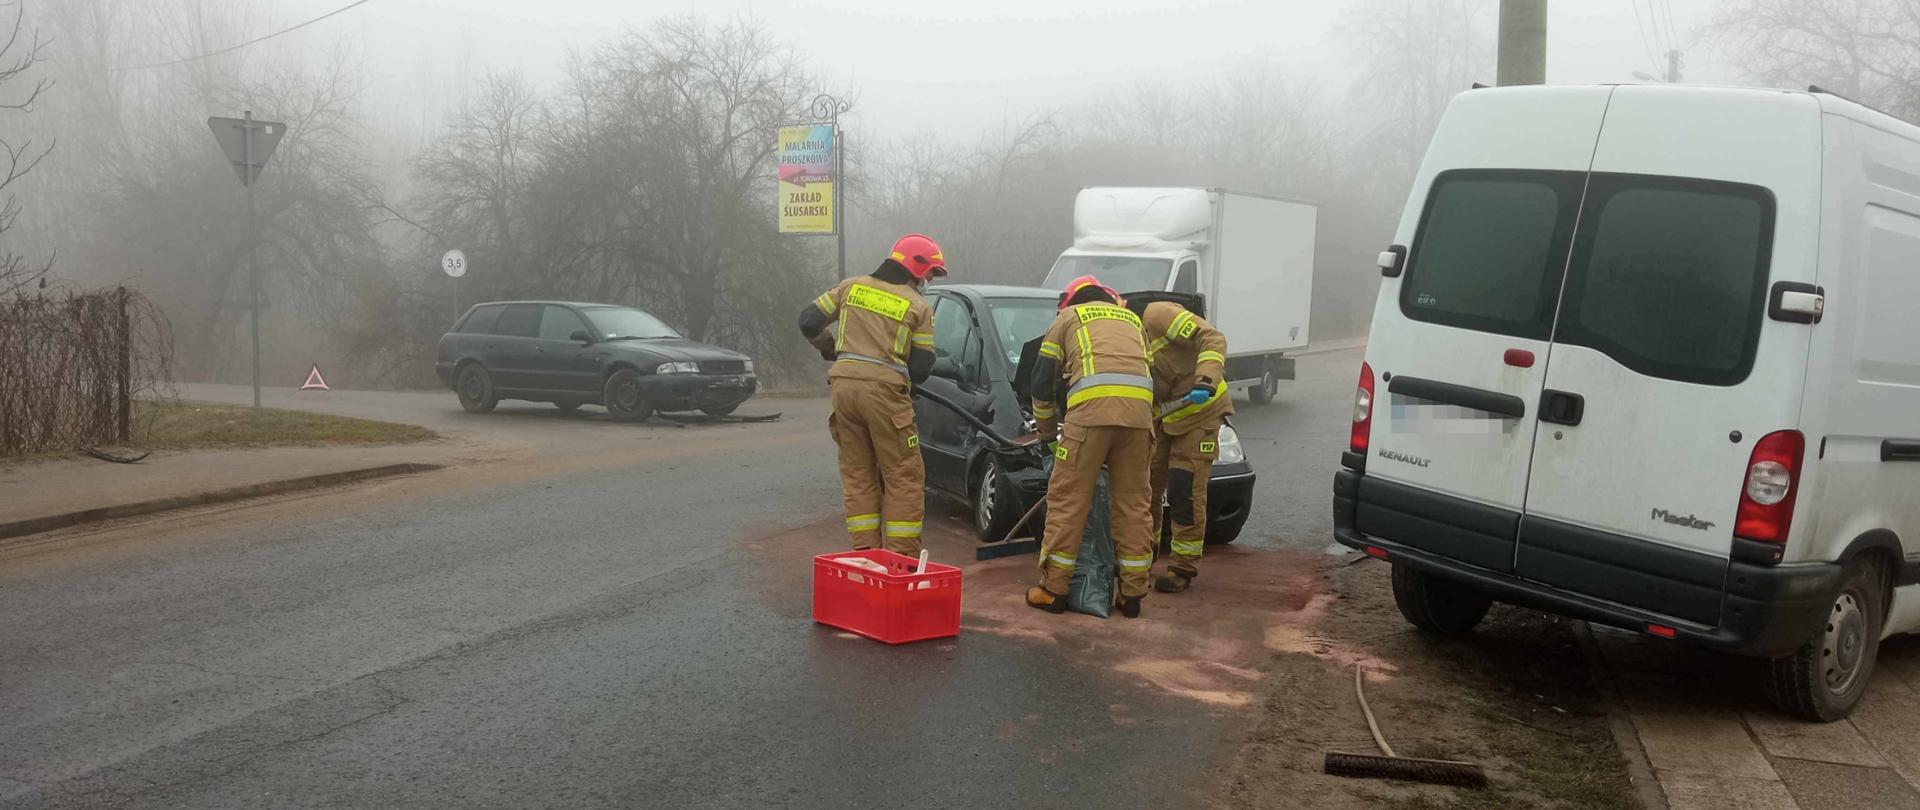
[1,0,1875,390]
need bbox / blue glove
[1184,386,1211,405]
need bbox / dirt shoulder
[1212,558,1641,810]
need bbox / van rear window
[1556,175,1774,387]
[1401,170,1585,340]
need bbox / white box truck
[1040,187,1317,404]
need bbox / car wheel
[1391,564,1492,636]
[603,369,652,422]
[1767,557,1885,721]
[1249,364,1277,405]
[700,402,741,417]
[554,400,582,413]
[973,458,1019,541]
[456,364,498,414]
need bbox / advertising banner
[777,124,836,234]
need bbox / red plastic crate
[812,550,962,644]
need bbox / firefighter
[1025,275,1156,619]
[1135,299,1231,594]
[797,234,944,555]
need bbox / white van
[1334,84,1920,720]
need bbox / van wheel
[603,369,652,422]
[1392,564,1493,636]
[456,364,497,414]
[1249,365,1277,405]
[1767,558,1885,721]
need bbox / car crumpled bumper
[641,373,757,412]
[994,459,1256,545]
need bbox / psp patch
[1176,319,1198,339]
[1054,443,1070,460]
[906,435,920,448]
[1199,440,1217,454]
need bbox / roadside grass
[129,400,435,450]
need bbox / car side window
[538,305,589,342]
[959,327,985,387]
[460,305,504,334]
[930,296,970,360]
[495,304,542,338]
[1173,260,1198,294]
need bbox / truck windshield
[1043,255,1173,293]
[986,298,1061,365]
[581,306,682,340]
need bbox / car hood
[602,337,748,363]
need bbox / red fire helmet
[1057,274,1121,310]
[888,234,947,280]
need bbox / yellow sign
[777,124,835,234]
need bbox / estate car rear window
[459,305,503,334]
[1401,169,1584,341]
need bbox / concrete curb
[1575,621,1672,810]
[0,462,444,546]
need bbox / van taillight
[1734,430,1805,543]
[1351,362,1375,453]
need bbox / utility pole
[1666,49,1684,84]
[244,111,260,409]
[1497,0,1548,86]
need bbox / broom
[1324,664,1488,788]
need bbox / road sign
[299,365,331,391]
[207,115,285,187]
[441,249,468,278]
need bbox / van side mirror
[1378,245,1408,278]
[569,330,596,344]
[1768,281,1825,324]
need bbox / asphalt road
[0,349,1360,809]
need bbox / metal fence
[0,287,173,456]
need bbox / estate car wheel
[603,369,653,422]
[973,458,1019,542]
[1767,558,1885,721]
[700,402,741,417]
[1392,564,1493,636]
[1249,365,1277,406]
[456,364,498,414]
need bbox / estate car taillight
[1734,430,1806,543]
[1351,362,1375,453]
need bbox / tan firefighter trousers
[1038,421,1155,598]
[1149,420,1222,578]
[829,377,925,554]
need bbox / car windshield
[985,298,1061,366]
[581,307,681,340]
[1042,255,1172,293]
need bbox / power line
[111,0,378,72]
[1659,0,1682,51]
[1631,0,1665,75]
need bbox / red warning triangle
[299,364,331,391]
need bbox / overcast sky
[217,1,1731,143]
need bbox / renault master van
[1333,84,1920,720]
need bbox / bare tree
[0,0,53,297]
[1714,0,1920,117]
[1338,0,1492,192]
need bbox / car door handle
[1539,389,1585,426]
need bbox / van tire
[1249,364,1277,406]
[1392,564,1493,636]
[1766,558,1885,722]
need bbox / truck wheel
[1249,365,1277,405]
[973,458,1019,541]
[1767,558,1885,721]
[1392,564,1492,636]
[456,364,498,414]
[603,369,653,422]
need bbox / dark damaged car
[436,301,757,421]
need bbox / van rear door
[1359,87,1612,574]
[1513,87,1821,625]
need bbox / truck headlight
[656,361,699,374]
[1217,425,1246,464]
[743,360,755,374]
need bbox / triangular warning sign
[299,365,330,391]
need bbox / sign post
[777,94,851,280]
[208,112,286,409]
[441,249,467,323]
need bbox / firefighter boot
[1154,571,1194,594]
[1026,586,1067,614]
[1116,592,1143,619]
